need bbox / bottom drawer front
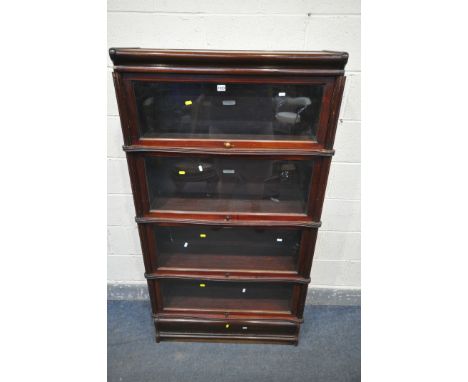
[159,279,295,314]
[158,319,298,337]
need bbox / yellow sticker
[178,170,186,175]
[199,233,207,238]
[199,283,206,287]
[225,324,230,328]
[185,100,192,106]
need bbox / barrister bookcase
[109,48,348,345]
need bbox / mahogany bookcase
[109,48,348,345]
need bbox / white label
[242,288,246,293]
[222,100,236,106]
[276,238,283,242]
[217,84,226,91]
[183,242,188,248]
[198,165,203,172]
[242,326,248,330]
[223,169,235,174]
[278,92,286,97]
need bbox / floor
[108,301,361,382]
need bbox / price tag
[217,84,226,91]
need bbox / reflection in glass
[145,156,314,214]
[134,82,323,141]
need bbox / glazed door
[121,74,336,150]
[148,225,306,274]
[142,155,317,216]
[134,81,324,141]
[158,279,297,315]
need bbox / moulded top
[109,48,349,69]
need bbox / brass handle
[224,142,233,148]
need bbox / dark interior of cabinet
[154,226,301,273]
[159,280,294,313]
[144,156,314,214]
[133,81,324,141]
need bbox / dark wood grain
[155,317,299,345]
[109,48,348,345]
[136,215,320,228]
[109,48,348,69]
[153,310,304,324]
[145,272,311,284]
[123,144,335,156]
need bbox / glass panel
[134,81,324,141]
[145,156,313,214]
[154,226,301,272]
[160,279,293,313]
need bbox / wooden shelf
[158,252,298,273]
[142,132,315,141]
[151,197,306,214]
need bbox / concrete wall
[107,0,361,289]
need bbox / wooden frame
[138,222,318,278]
[109,48,348,345]
[119,73,336,151]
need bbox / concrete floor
[108,301,360,382]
